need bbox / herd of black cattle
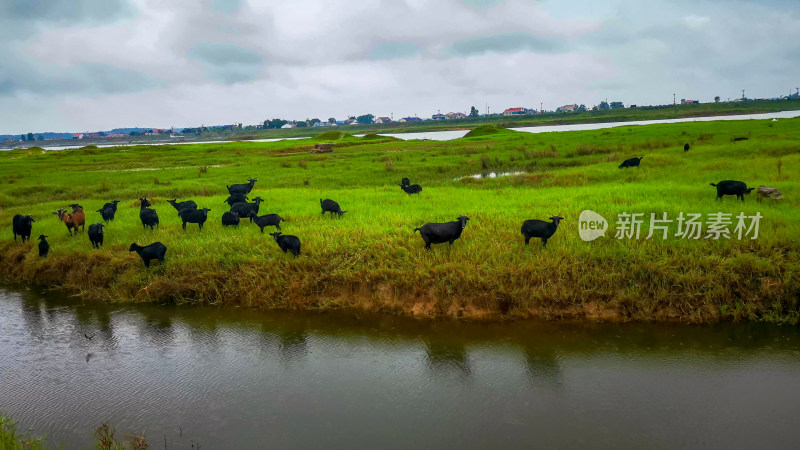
[9,157,768,267]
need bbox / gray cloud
[0,0,798,133]
[447,32,567,56]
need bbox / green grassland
[1,117,798,322]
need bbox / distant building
[399,117,422,122]
[503,107,526,116]
[432,113,446,120]
[376,117,392,124]
[72,133,84,140]
[556,104,578,113]
[681,99,700,104]
[445,112,467,120]
[281,123,295,129]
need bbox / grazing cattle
[618,157,643,168]
[230,197,264,222]
[223,193,248,207]
[54,207,85,236]
[320,199,346,217]
[414,215,470,250]
[711,180,754,202]
[757,186,783,202]
[102,200,120,213]
[248,212,284,232]
[139,198,159,230]
[97,207,115,223]
[12,214,35,242]
[269,232,301,257]
[38,235,49,257]
[222,211,240,227]
[401,177,411,187]
[129,242,167,268]
[521,216,564,247]
[227,178,257,196]
[88,223,105,249]
[180,208,211,230]
[167,199,198,215]
[400,184,423,195]
[732,137,749,142]
[684,143,690,152]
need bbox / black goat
[521,216,564,247]
[129,242,167,268]
[248,212,284,232]
[683,143,690,152]
[180,208,211,230]
[102,200,120,212]
[97,207,115,223]
[222,211,240,227]
[139,198,159,230]
[400,184,423,195]
[227,178,257,195]
[230,197,264,222]
[223,193,249,206]
[320,199,346,217]
[139,197,152,208]
[401,177,410,187]
[270,232,301,257]
[711,180,754,202]
[168,199,198,215]
[12,214,35,242]
[38,235,49,257]
[414,215,470,250]
[88,223,105,249]
[618,157,643,168]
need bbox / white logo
[579,210,608,241]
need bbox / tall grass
[1,117,798,322]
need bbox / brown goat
[54,206,86,236]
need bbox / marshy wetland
[0,116,798,322]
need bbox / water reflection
[3,287,800,449]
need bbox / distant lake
[5,110,800,151]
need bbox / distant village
[4,89,799,143]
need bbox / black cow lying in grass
[711,180,754,202]
[521,216,564,247]
[414,215,470,250]
[618,157,643,168]
[129,242,167,267]
[400,184,423,195]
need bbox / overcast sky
[1,0,798,134]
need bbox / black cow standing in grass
[521,216,564,247]
[618,157,643,168]
[180,208,211,230]
[12,214,35,242]
[88,223,105,249]
[270,232,301,257]
[711,180,754,202]
[320,199,346,217]
[139,197,159,230]
[414,215,470,250]
[129,242,167,268]
[227,178,257,196]
[38,235,49,257]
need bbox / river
[1,286,799,448]
[6,110,800,151]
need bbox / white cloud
[683,15,710,29]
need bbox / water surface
[1,286,799,449]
